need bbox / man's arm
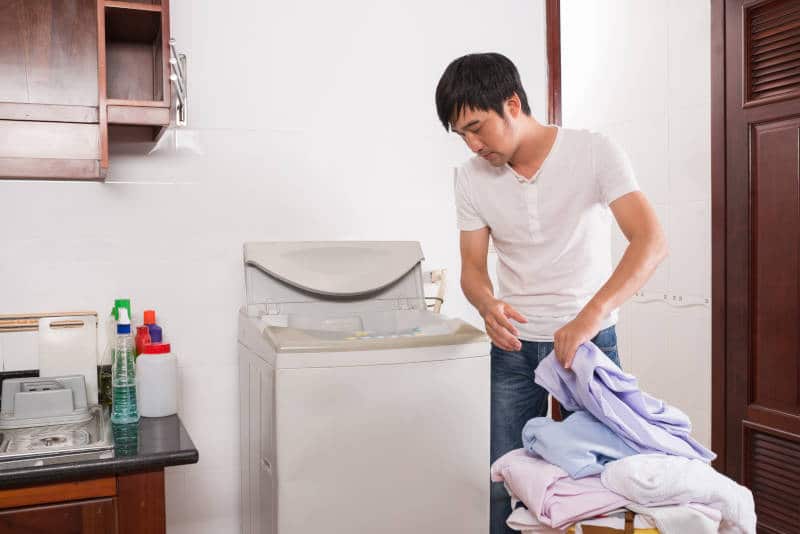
[554,191,667,367]
[460,228,527,351]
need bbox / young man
[435,53,667,534]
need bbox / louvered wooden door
[714,1,800,532]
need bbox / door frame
[546,0,562,127]
[546,0,564,421]
[710,0,727,474]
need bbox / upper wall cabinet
[0,0,172,181]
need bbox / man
[435,53,667,534]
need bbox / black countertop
[0,414,198,489]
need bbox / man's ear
[505,93,522,118]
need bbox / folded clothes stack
[490,342,756,534]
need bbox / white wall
[561,0,712,447]
[0,1,548,532]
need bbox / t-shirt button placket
[527,183,541,236]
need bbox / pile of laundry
[490,343,756,534]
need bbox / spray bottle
[111,307,140,424]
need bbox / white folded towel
[601,454,756,534]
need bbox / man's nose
[464,132,484,154]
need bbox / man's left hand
[553,306,604,369]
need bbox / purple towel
[535,342,716,462]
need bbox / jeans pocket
[491,344,522,358]
[591,326,620,367]
[492,343,540,378]
[592,326,617,352]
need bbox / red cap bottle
[135,325,151,356]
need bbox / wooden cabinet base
[0,477,116,510]
[0,498,117,534]
[117,470,165,534]
[0,469,168,534]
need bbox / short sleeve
[453,166,487,231]
[593,133,639,205]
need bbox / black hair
[435,53,531,131]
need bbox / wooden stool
[565,511,660,534]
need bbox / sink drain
[37,436,67,447]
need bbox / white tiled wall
[0,1,548,532]
[562,0,712,448]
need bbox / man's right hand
[480,299,527,351]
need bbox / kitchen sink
[0,405,113,470]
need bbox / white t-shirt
[454,127,639,341]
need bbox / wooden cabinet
[0,0,172,181]
[0,470,168,534]
[0,0,103,180]
[0,498,118,534]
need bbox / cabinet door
[0,0,102,180]
[0,497,117,534]
[0,0,99,110]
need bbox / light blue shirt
[522,410,637,479]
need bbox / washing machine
[238,241,490,534]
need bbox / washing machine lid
[244,241,424,297]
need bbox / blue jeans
[490,325,621,534]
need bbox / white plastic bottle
[136,343,178,417]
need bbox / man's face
[450,103,518,167]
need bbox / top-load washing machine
[238,241,490,534]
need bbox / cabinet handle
[169,38,188,126]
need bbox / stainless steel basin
[0,405,113,470]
